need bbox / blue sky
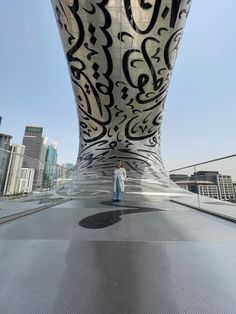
[162,0,236,170]
[0,1,236,172]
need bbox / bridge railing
[168,154,236,211]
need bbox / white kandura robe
[113,168,127,192]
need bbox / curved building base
[52,0,192,195]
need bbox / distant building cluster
[0,121,74,196]
[170,171,236,202]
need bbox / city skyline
[0,123,62,161]
[0,125,73,196]
[0,1,236,168]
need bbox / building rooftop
[0,133,12,139]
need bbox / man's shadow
[79,200,164,229]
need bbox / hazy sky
[0,1,236,173]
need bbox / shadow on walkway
[79,201,164,229]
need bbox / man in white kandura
[112,160,127,201]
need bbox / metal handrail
[169,154,236,172]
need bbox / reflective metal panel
[52,0,192,194]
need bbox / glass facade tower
[0,133,12,193]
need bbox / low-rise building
[192,171,235,202]
[170,170,234,201]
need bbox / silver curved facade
[52,0,191,194]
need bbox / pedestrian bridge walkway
[1,191,236,313]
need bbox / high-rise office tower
[19,168,35,193]
[65,163,74,179]
[3,144,25,195]
[56,164,67,187]
[0,133,12,193]
[43,142,58,188]
[22,126,47,189]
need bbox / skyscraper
[0,133,12,193]
[19,168,35,194]
[43,142,58,188]
[3,144,25,195]
[22,126,47,189]
[65,163,74,179]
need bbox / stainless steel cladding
[52,0,192,194]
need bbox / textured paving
[1,196,236,313]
